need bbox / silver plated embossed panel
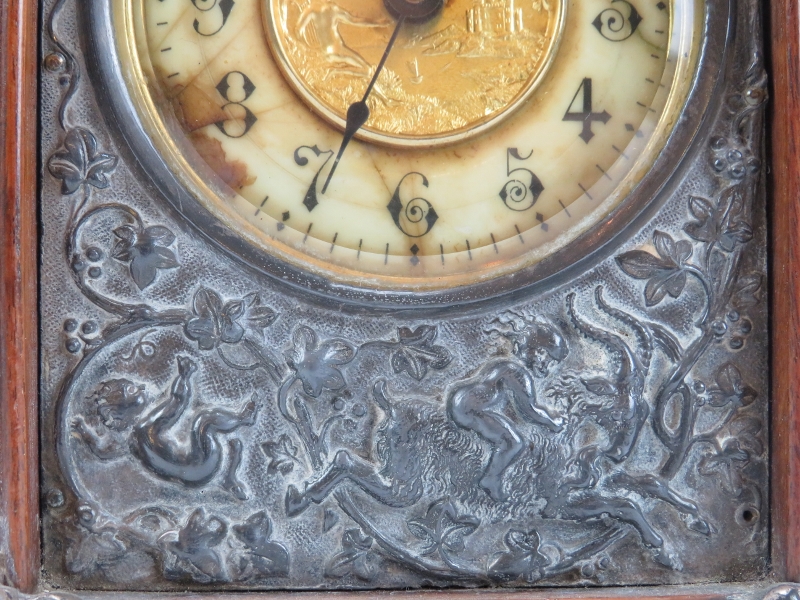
[38,0,769,590]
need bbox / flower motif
[48,128,117,195]
[391,325,452,381]
[260,434,300,476]
[616,230,693,306]
[705,363,757,408]
[489,529,550,583]
[112,224,179,290]
[684,189,753,252]
[324,529,376,582]
[185,288,246,350]
[406,498,479,560]
[286,326,355,398]
[698,439,750,495]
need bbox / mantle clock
[0,0,799,597]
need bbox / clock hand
[321,16,405,195]
[321,0,444,195]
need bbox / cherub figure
[72,379,147,460]
[443,317,569,500]
[73,356,258,489]
[447,359,565,501]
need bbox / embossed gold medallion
[264,0,565,146]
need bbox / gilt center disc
[263,0,565,148]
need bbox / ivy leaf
[728,416,764,456]
[684,196,718,243]
[684,187,752,253]
[733,274,763,309]
[261,434,299,475]
[616,231,691,306]
[48,128,118,195]
[407,498,479,560]
[243,293,278,331]
[706,363,758,407]
[325,529,376,581]
[644,269,687,306]
[615,249,673,279]
[698,440,749,495]
[391,325,452,381]
[111,222,179,290]
[653,230,693,264]
[286,326,355,398]
[719,220,753,252]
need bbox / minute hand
[321,16,406,195]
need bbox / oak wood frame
[0,0,797,595]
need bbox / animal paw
[241,398,259,426]
[686,515,712,536]
[653,547,683,571]
[285,485,311,517]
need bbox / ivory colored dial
[124,0,700,289]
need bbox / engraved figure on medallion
[267,0,562,139]
[291,0,390,77]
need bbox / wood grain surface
[0,0,40,593]
[767,0,800,584]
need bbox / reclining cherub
[72,356,258,488]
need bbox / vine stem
[277,376,300,426]
[276,376,323,470]
[356,340,398,356]
[47,0,80,131]
[242,338,282,383]
[333,490,483,580]
[67,203,170,320]
[684,265,715,326]
[335,489,630,581]
[655,179,754,478]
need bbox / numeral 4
[563,78,611,143]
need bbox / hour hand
[321,101,371,195]
[321,0,444,195]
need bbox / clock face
[119,0,701,291]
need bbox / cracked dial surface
[122,0,701,291]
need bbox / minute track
[132,0,697,286]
